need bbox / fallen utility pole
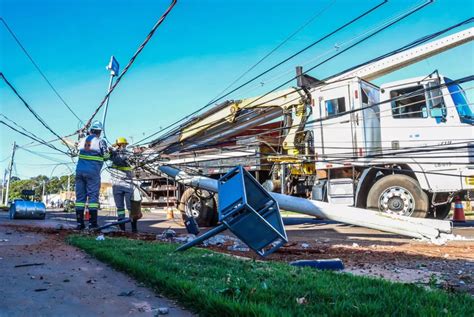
[158,165,453,241]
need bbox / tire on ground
[178,187,218,227]
[366,174,429,218]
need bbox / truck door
[314,83,354,161]
[360,81,382,157]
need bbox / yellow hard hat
[115,137,128,145]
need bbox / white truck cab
[310,73,474,219]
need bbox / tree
[8,174,75,201]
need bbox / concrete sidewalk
[0,224,193,317]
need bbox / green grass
[68,236,474,317]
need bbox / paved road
[2,209,473,245]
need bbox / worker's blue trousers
[75,170,101,214]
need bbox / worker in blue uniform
[109,137,138,232]
[75,121,109,230]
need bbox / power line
[216,0,434,128]
[133,0,389,145]
[0,120,70,155]
[164,73,473,153]
[0,113,70,155]
[18,147,72,164]
[0,72,74,154]
[134,75,472,166]
[80,0,178,134]
[138,0,435,148]
[0,17,83,123]
[208,0,337,102]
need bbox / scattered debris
[101,226,119,234]
[301,243,310,249]
[352,243,359,247]
[227,242,250,252]
[203,235,233,246]
[86,279,97,284]
[34,288,48,292]
[14,262,45,268]
[118,290,135,297]
[55,224,64,230]
[174,234,196,244]
[290,259,344,271]
[63,279,70,283]
[296,297,307,305]
[0,239,9,242]
[96,235,105,241]
[161,229,176,239]
[156,307,170,315]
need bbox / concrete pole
[42,180,46,203]
[158,165,452,240]
[67,174,71,200]
[4,142,16,205]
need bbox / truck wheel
[179,188,217,227]
[366,174,429,218]
[431,203,452,220]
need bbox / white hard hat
[90,120,103,131]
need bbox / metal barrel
[9,200,46,220]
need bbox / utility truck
[137,26,474,226]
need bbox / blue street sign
[106,56,119,76]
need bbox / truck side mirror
[430,107,445,118]
[431,107,447,122]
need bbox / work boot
[75,210,85,230]
[118,217,126,231]
[131,220,138,233]
[88,210,99,229]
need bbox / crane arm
[328,27,474,83]
[179,87,303,141]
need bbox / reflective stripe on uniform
[75,202,86,207]
[117,209,126,217]
[88,203,99,208]
[112,165,132,171]
[103,153,111,160]
[79,154,104,162]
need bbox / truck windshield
[445,78,474,122]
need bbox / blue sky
[1,0,473,179]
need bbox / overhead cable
[0,72,74,154]
[0,17,83,124]
[0,120,70,155]
[79,0,178,134]
[133,0,389,145]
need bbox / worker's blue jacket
[76,134,109,175]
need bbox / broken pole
[158,165,453,240]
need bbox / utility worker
[75,121,109,230]
[110,137,138,232]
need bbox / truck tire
[431,203,452,220]
[366,174,429,218]
[178,188,217,227]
